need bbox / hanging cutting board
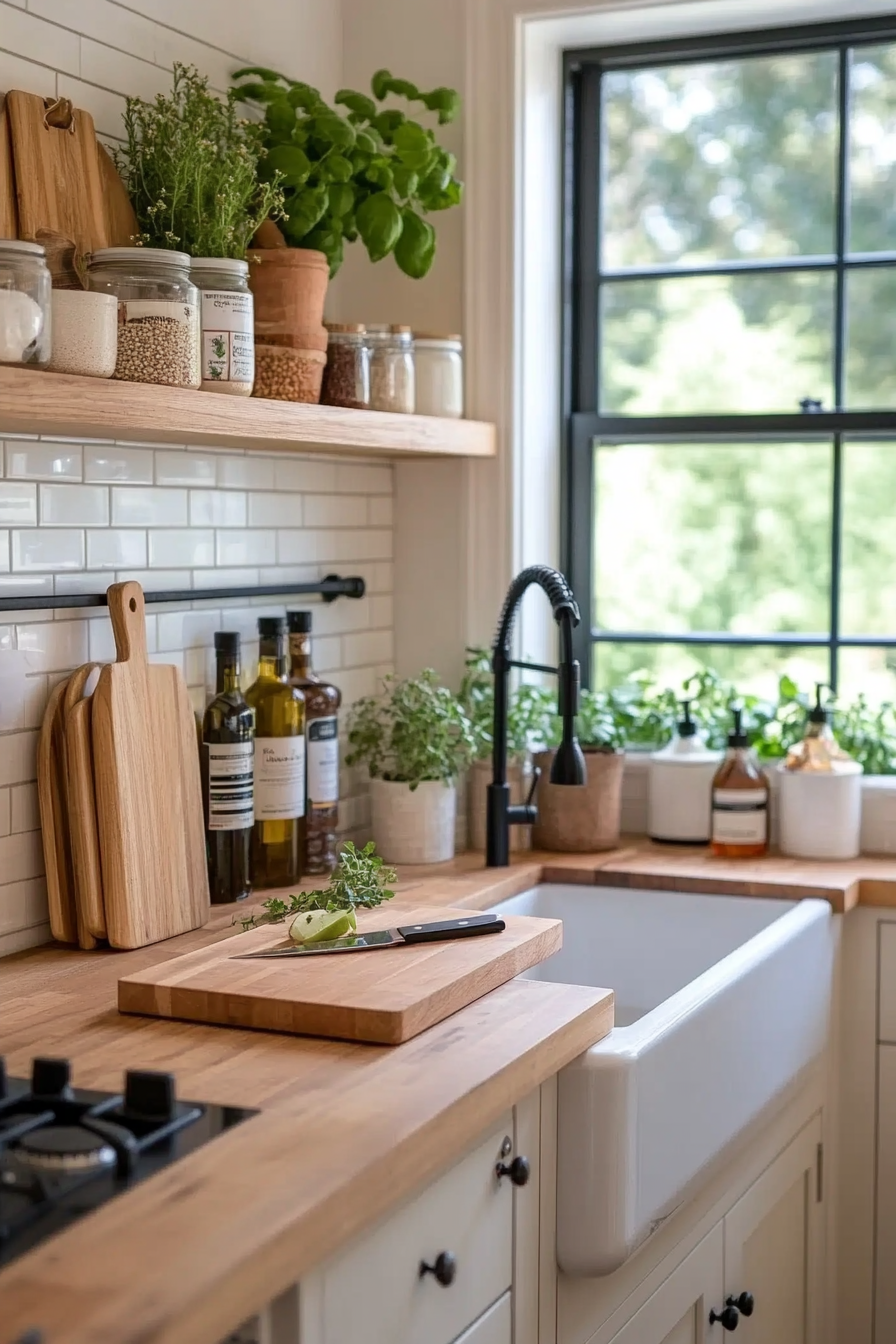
[92,582,209,950]
[118,908,562,1044]
[6,91,107,258]
[0,93,17,238]
[64,663,106,941]
[37,677,77,945]
[96,142,137,246]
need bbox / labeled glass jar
[413,333,463,417]
[320,323,370,409]
[0,240,51,367]
[369,324,415,413]
[190,258,254,396]
[86,248,200,389]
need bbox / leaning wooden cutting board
[118,909,562,1044]
[92,582,209,949]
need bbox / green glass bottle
[245,617,306,888]
[201,632,254,904]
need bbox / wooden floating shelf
[0,367,496,459]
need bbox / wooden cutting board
[92,582,209,950]
[96,142,137,247]
[64,663,106,941]
[37,677,77,944]
[0,93,17,238]
[118,908,563,1044]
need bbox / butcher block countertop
[3,837,896,1344]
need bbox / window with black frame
[564,18,896,704]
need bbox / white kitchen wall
[0,0,403,955]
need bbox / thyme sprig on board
[237,841,396,931]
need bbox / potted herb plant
[532,688,628,852]
[347,669,474,864]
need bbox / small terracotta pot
[248,247,329,350]
[467,757,533,853]
[369,778,456,865]
[533,747,624,851]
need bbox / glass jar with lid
[86,248,200,389]
[320,323,370,409]
[413,333,463,418]
[368,323,415,413]
[0,240,51,368]
[191,258,254,396]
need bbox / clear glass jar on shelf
[413,332,463,418]
[368,323,415,413]
[321,323,370,409]
[86,247,200,389]
[0,240,51,368]
[190,258,254,396]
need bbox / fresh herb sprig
[238,841,396,931]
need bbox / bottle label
[200,289,254,385]
[205,741,254,831]
[711,788,768,845]
[307,717,339,806]
[254,736,306,820]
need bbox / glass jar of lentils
[86,248,201,389]
[320,323,370,409]
[368,324,415,413]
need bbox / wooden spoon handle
[105,582,148,665]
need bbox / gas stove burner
[15,1125,117,1173]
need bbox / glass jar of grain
[86,248,200,389]
[368,324,415,413]
[0,240,51,368]
[190,257,254,396]
[320,323,370,409]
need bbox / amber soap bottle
[710,706,769,858]
[287,610,342,874]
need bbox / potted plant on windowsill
[532,688,627,852]
[347,669,474,865]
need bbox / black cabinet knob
[419,1251,457,1286]
[124,1070,176,1120]
[496,1155,531,1187]
[727,1292,754,1318]
[710,1304,739,1331]
[31,1058,71,1097]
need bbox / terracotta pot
[247,247,329,350]
[532,747,623,852]
[467,757,532,853]
[369,778,456,865]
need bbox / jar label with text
[307,717,339,807]
[254,736,306,820]
[205,741,254,831]
[711,788,768,845]
[200,289,254,384]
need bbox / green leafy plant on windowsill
[458,647,558,764]
[346,669,475,789]
[238,840,396,931]
[231,66,462,276]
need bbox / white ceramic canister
[648,709,722,844]
[47,290,117,377]
[778,761,863,860]
[369,777,456,864]
[413,333,463,417]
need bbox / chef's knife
[231,913,505,958]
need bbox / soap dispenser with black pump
[710,705,769,858]
[648,700,721,844]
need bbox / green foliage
[238,841,396,930]
[116,64,284,258]
[458,648,552,763]
[346,669,474,788]
[231,66,462,276]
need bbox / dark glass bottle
[201,632,254,903]
[287,611,342,874]
[245,617,306,888]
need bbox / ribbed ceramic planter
[369,778,457,865]
[533,747,624,852]
[467,757,533,853]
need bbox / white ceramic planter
[369,777,457,865]
[778,762,863,860]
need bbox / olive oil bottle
[201,632,254,903]
[287,611,342,874]
[245,617,306,887]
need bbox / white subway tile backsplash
[16,619,88,672]
[368,496,393,527]
[0,50,56,101]
[217,456,275,490]
[275,459,337,494]
[12,530,85,571]
[276,530,317,565]
[54,73,127,141]
[0,731,39,787]
[192,567,259,590]
[27,0,154,61]
[190,490,246,527]
[336,463,392,495]
[0,574,54,599]
[114,569,192,591]
[343,629,394,667]
[0,878,48,939]
[0,484,37,526]
[0,3,81,74]
[369,594,394,629]
[40,484,108,527]
[305,494,368,529]
[86,529,147,570]
[248,494,303,528]
[0,532,8,573]
[112,488,188,526]
[5,441,82,481]
[80,36,170,101]
[11,782,38,834]
[216,530,276,567]
[88,617,116,663]
[148,530,214,568]
[84,446,154,484]
[156,610,220,653]
[155,451,217,487]
[0,789,10,838]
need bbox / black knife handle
[397,915,505,944]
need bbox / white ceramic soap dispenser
[648,701,722,844]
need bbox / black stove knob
[31,1058,72,1097]
[125,1070,176,1121]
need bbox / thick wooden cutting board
[37,677,77,944]
[118,909,562,1044]
[92,582,209,949]
[64,663,106,941]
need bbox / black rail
[0,573,365,613]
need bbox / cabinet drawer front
[313,1121,513,1344]
[879,923,896,1042]
[452,1294,511,1344]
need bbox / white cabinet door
[608,1225,724,1344]
[452,1293,511,1344]
[875,1045,896,1340]
[723,1113,823,1344]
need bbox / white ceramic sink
[490,883,833,1277]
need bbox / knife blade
[230,913,505,958]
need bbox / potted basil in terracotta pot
[347,670,474,865]
[532,689,626,852]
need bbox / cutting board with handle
[37,677,77,944]
[92,582,209,950]
[64,663,106,941]
[96,142,137,246]
[118,907,562,1044]
[0,93,16,238]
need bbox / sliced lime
[288,908,355,944]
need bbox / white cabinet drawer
[452,1293,511,1344]
[302,1119,513,1344]
[879,922,896,1042]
